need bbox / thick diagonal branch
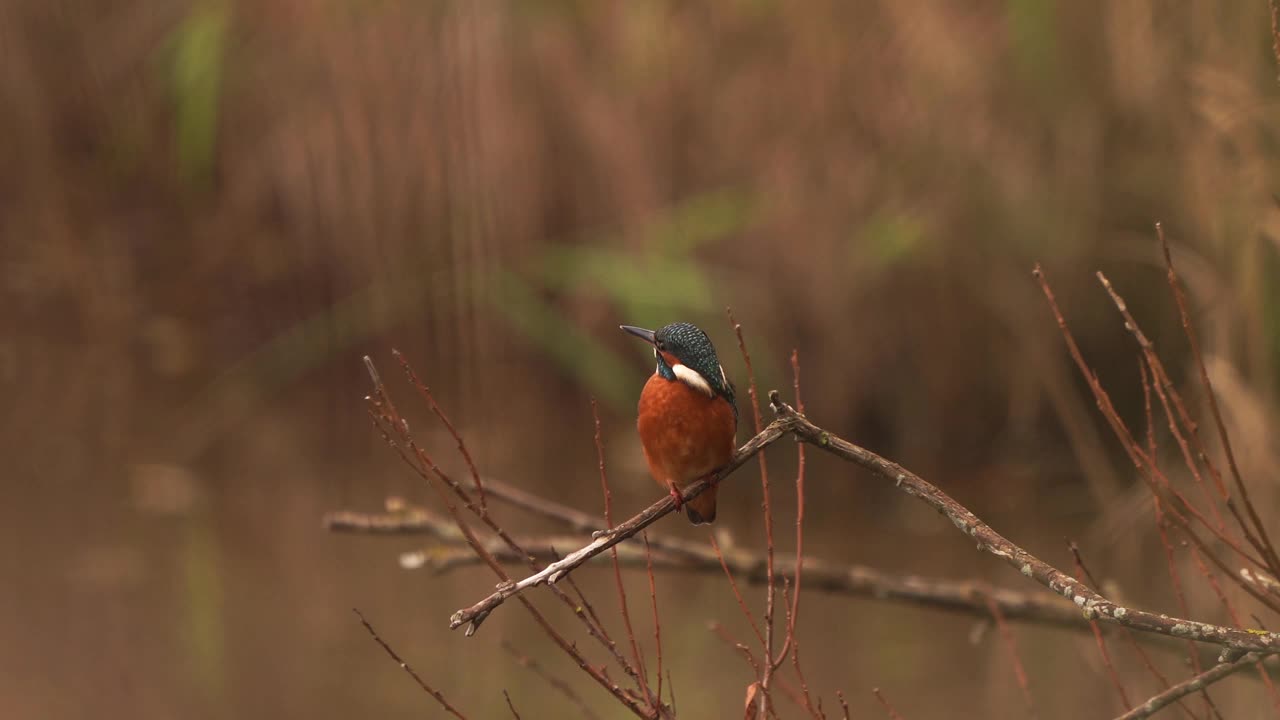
[448,415,800,633]
[450,392,1280,655]
[773,392,1280,654]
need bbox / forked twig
[1156,225,1280,574]
[365,357,654,718]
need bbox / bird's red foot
[666,481,684,511]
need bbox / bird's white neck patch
[671,363,714,397]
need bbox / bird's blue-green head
[620,322,736,409]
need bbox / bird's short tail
[685,486,717,525]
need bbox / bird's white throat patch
[670,363,714,397]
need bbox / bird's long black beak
[619,325,657,345]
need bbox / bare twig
[710,621,764,681]
[1156,226,1280,574]
[785,349,820,718]
[395,349,488,510]
[642,533,664,709]
[354,608,468,719]
[873,687,905,720]
[710,533,767,646]
[984,594,1036,718]
[782,349,807,662]
[728,307,779,719]
[1144,360,1223,720]
[836,690,851,720]
[503,690,522,720]
[1071,543,1131,712]
[593,399,653,708]
[709,622,806,712]
[781,581,821,718]
[1114,654,1263,720]
[1093,272,1270,577]
[1035,270,1280,616]
[502,641,602,720]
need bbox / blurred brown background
[6,1,1280,717]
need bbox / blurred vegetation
[5,0,1280,717]
[494,188,756,411]
[166,2,229,185]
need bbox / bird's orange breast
[636,373,737,490]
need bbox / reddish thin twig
[781,580,821,718]
[710,621,763,680]
[1155,499,1221,719]
[354,609,469,719]
[1095,271,1277,577]
[1034,271,1280,615]
[836,690,851,720]
[642,532,665,710]
[1157,225,1280,574]
[384,375,637,682]
[1070,542,1132,711]
[562,569,614,652]
[727,308,778,718]
[593,399,653,708]
[365,358,651,718]
[709,623,804,713]
[503,690,522,719]
[779,349,807,669]
[502,641,603,720]
[873,688,905,720]
[1141,347,1228,533]
[709,534,767,647]
[1143,361,1218,720]
[394,349,488,510]
[983,594,1037,718]
[1095,273,1271,572]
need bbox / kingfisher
[620,322,738,525]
